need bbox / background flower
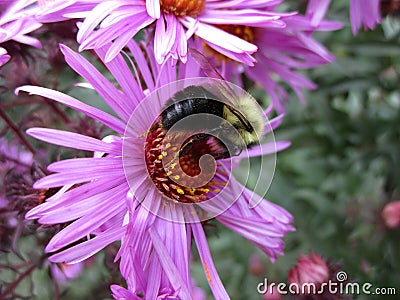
[288,251,329,288]
[381,201,400,229]
[50,261,84,284]
[288,251,347,300]
[0,0,42,66]
[350,0,381,35]
[197,0,342,113]
[36,0,291,64]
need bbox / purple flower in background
[50,261,84,284]
[36,0,291,64]
[147,0,289,65]
[0,0,42,66]
[0,138,33,171]
[0,47,9,65]
[17,42,293,298]
[350,0,381,35]
[200,0,342,113]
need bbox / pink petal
[60,44,133,122]
[188,211,230,300]
[245,141,291,158]
[149,226,192,299]
[199,9,287,27]
[182,18,257,53]
[49,225,126,264]
[77,1,126,43]
[26,128,120,154]
[45,190,126,252]
[146,0,160,18]
[16,85,125,133]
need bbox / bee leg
[213,150,231,160]
[213,145,242,160]
[164,133,211,169]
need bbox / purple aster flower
[17,41,293,298]
[0,137,33,171]
[36,0,291,64]
[198,0,342,113]
[350,0,381,35]
[0,0,42,66]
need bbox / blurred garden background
[1,0,400,299]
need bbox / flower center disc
[218,25,255,43]
[145,124,223,203]
[160,0,205,17]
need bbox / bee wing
[188,48,236,99]
[189,48,253,131]
[188,48,226,81]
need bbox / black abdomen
[161,85,224,130]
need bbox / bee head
[222,96,264,147]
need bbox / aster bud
[288,251,329,288]
[191,281,206,300]
[381,201,400,229]
[288,252,349,300]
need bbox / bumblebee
[150,49,264,163]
